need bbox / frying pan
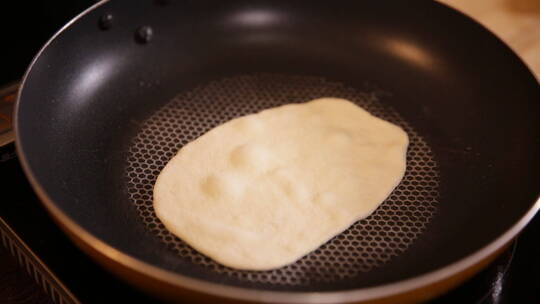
[14,0,540,303]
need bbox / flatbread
[153,98,408,270]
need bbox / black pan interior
[16,0,540,292]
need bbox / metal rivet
[135,26,153,44]
[98,13,113,30]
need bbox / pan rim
[14,0,540,303]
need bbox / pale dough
[153,98,408,270]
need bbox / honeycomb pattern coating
[125,74,439,286]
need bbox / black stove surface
[1,143,540,303]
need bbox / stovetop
[1,1,539,302]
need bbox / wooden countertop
[439,0,540,79]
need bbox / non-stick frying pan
[15,0,540,303]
